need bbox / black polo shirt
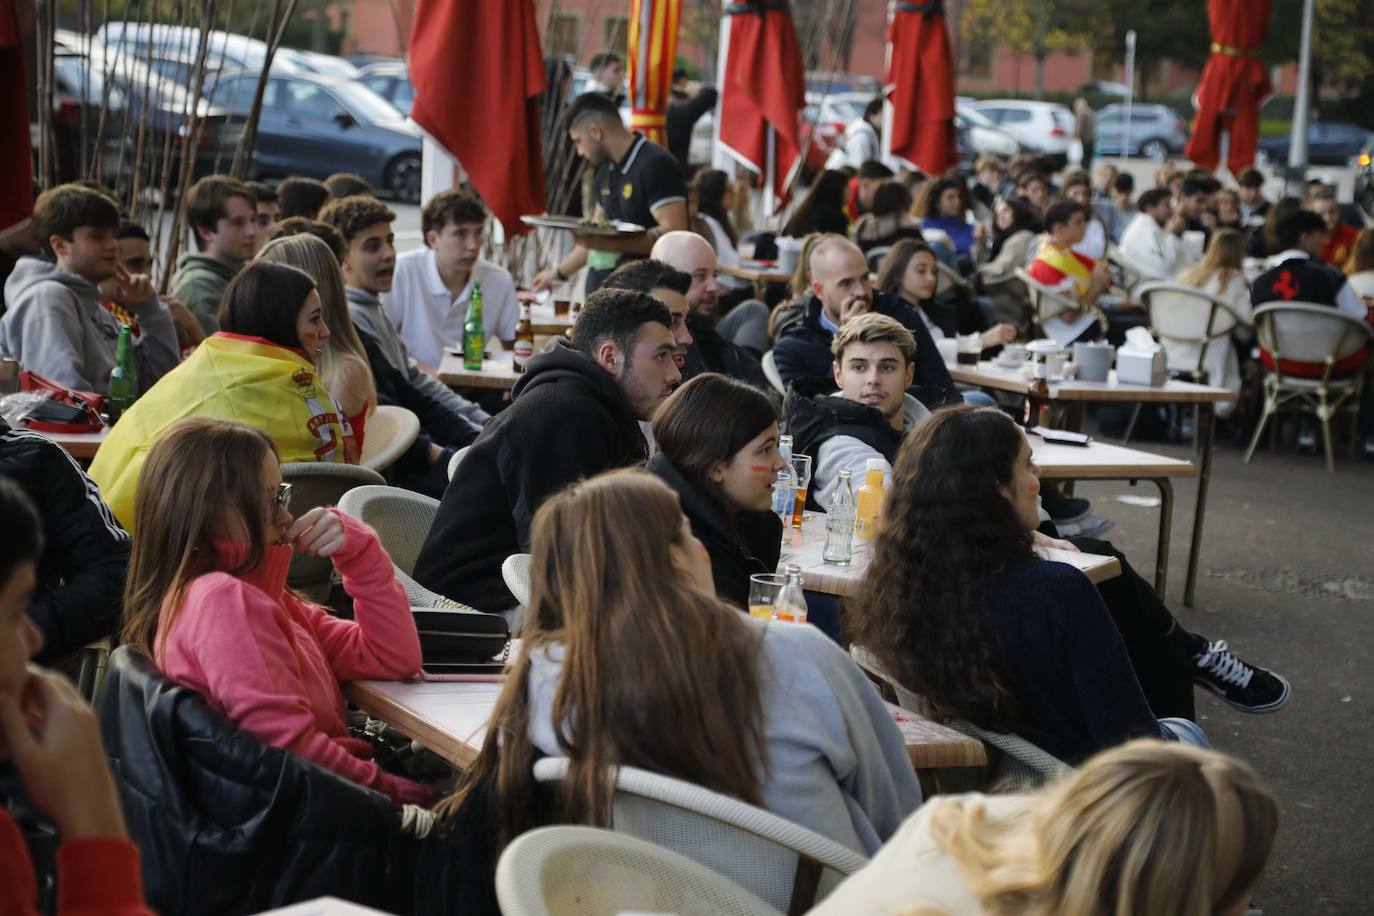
[587,132,686,293]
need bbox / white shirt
[1118,211,1191,280]
[1071,217,1107,260]
[700,213,749,289]
[825,118,879,170]
[383,248,519,369]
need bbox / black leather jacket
[96,648,418,915]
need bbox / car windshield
[329,79,407,124]
[53,56,126,107]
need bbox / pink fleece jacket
[156,510,433,805]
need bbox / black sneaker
[1193,640,1291,713]
[1042,490,1091,524]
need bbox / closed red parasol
[0,0,32,237]
[1184,0,1273,174]
[885,0,958,176]
[717,1,807,206]
[408,0,547,235]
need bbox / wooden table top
[32,425,108,459]
[437,352,523,390]
[780,513,1121,599]
[1031,437,1196,480]
[946,360,1235,403]
[347,673,987,773]
[529,302,575,336]
[719,261,793,285]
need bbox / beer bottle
[513,302,535,373]
[108,323,138,424]
[1024,353,1051,429]
[463,282,484,371]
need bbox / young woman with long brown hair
[850,406,1212,764]
[434,468,920,855]
[1175,228,1252,410]
[813,740,1276,916]
[121,416,432,805]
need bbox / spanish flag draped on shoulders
[1029,241,1095,296]
[90,333,354,531]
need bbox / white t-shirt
[383,248,519,368]
[701,213,749,289]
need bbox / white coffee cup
[998,343,1028,366]
[935,338,958,364]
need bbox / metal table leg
[1151,478,1174,595]
[1184,404,1216,607]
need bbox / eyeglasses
[269,482,292,513]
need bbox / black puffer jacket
[0,417,129,662]
[647,452,781,610]
[96,648,418,915]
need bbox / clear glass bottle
[823,469,856,566]
[772,434,797,538]
[776,564,808,623]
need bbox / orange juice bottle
[854,458,887,540]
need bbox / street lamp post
[1285,0,1315,196]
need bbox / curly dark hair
[318,195,396,247]
[849,406,1033,730]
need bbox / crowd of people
[7,59,1372,913]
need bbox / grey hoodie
[0,256,179,396]
[813,393,930,511]
[344,285,489,428]
[525,615,923,855]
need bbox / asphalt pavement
[1070,423,1374,915]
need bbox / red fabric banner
[717,2,806,204]
[1184,0,1272,174]
[628,0,681,146]
[408,0,547,235]
[0,0,33,238]
[885,1,957,176]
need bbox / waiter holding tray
[530,92,688,296]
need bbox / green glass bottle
[463,282,484,371]
[108,323,138,424]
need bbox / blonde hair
[255,234,376,418]
[1178,228,1246,294]
[832,312,916,364]
[927,740,1277,916]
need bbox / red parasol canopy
[409,0,547,235]
[1184,0,1273,174]
[717,1,807,206]
[885,0,958,176]
[628,0,681,146]
[0,0,32,238]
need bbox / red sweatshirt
[155,510,434,805]
[0,809,149,914]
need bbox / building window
[962,34,993,79]
[547,13,580,59]
[603,15,628,54]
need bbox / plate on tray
[520,215,645,236]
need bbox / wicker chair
[446,445,471,481]
[761,351,786,395]
[502,553,532,608]
[1245,302,1373,472]
[496,826,783,916]
[532,757,866,914]
[1013,267,1109,341]
[358,405,420,473]
[336,484,466,610]
[849,646,1071,793]
[279,462,385,601]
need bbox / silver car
[1094,104,1189,161]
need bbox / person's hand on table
[0,667,128,840]
[529,269,561,293]
[981,323,1017,348]
[1033,530,1080,553]
[286,507,347,558]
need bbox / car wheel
[1141,139,1169,162]
[386,153,422,204]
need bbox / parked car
[972,99,1074,164]
[209,69,422,202]
[95,23,358,80]
[357,60,413,116]
[1094,104,1189,161]
[1256,122,1374,167]
[805,72,880,96]
[33,38,127,184]
[1078,80,1131,98]
[955,104,1020,158]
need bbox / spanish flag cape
[1035,242,1095,295]
[90,333,352,532]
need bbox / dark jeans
[1069,536,1200,720]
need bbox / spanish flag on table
[90,334,351,532]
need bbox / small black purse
[413,606,511,675]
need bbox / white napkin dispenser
[1116,347,1167,386]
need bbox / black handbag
[413,607,510,675]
